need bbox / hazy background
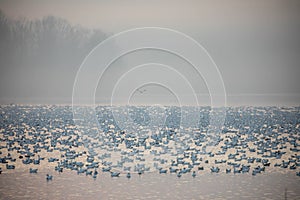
[0,0,299,106]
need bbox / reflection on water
[0,170,299,200]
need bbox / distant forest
[0,10,107,70]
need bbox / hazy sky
[0,0,300,105]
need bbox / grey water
[0,170,299,200]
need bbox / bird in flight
[136,88,146,94]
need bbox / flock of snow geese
[0,105,300,181]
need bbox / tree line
[0,10,107,71]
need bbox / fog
[0,0,299,106]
